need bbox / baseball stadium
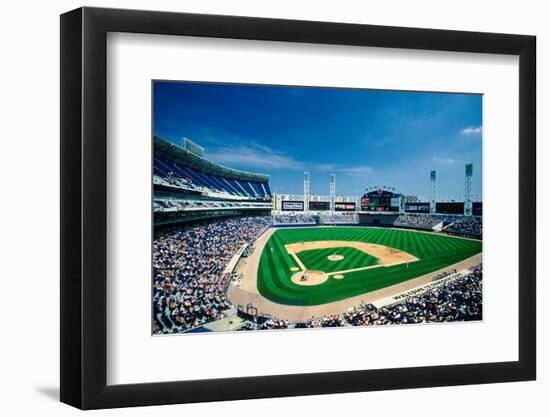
[152,135,483,334]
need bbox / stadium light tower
[465,163,473,216]
[304,171,310,212]
[330,173,336,212]
[430,170,437,214]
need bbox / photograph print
[152,81,483,335]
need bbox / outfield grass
[257,227,482,306]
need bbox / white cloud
[460,126,482,136]
[208,143,304,170]
[314,163,373,177]
[200,135,227,146]
[433,156,460,165]
[338,166,374,177]
[315,163,339,172]
[208,141,374,176]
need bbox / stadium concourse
[152,135,483,334]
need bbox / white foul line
[289,251,307,271]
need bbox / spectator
[446,217,482,237]
[153,216,272,333]
[272,213,316,224]
[394,214,442,230]
[318,213,359,224]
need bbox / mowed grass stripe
[337,247,369,271]
[341,246,378,269]
[272,233,306,273]
[304,246,334,266]
[256,227,482,306]
[258,242,313,304]
[297,247,378,274]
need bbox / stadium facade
[153,135,273,226]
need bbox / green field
[297,247,378,274]
[257,227,482,306]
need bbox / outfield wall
[358,213,399,226]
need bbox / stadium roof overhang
[154,135,270,182]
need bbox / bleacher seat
[154,156,271,199]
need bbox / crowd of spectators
[152,215,272,333]
[238,318,289,331]
[318,213,359,224]
[395,214,482,237]
[258,318,290,330]
[394,214,443,230]
[153,198,271,212]
[307,315,346,328]
[240,314,348,331]
[446,217,482,237]
[272,213,316,224]
[344,265,482,325]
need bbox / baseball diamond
[256,227,482,306]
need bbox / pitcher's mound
[291,270,328,286]
[290,267,300,271]
[327,254,344,261]
[333,274,345,279]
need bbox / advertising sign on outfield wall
[281,200,304,211]
[335,202,357,211]
[309,201,330,211]
[405,202,431,213]
[472,202,482,216]
[436,202,465,215]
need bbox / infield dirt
[286,240,418,267]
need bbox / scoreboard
[361,190,400,212]
[335,202,356,212]
[436,202,464,215]
[472,202,482,216]
[309,201,330,211]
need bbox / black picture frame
[60,6,536,410]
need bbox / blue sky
[154,81,482,199]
